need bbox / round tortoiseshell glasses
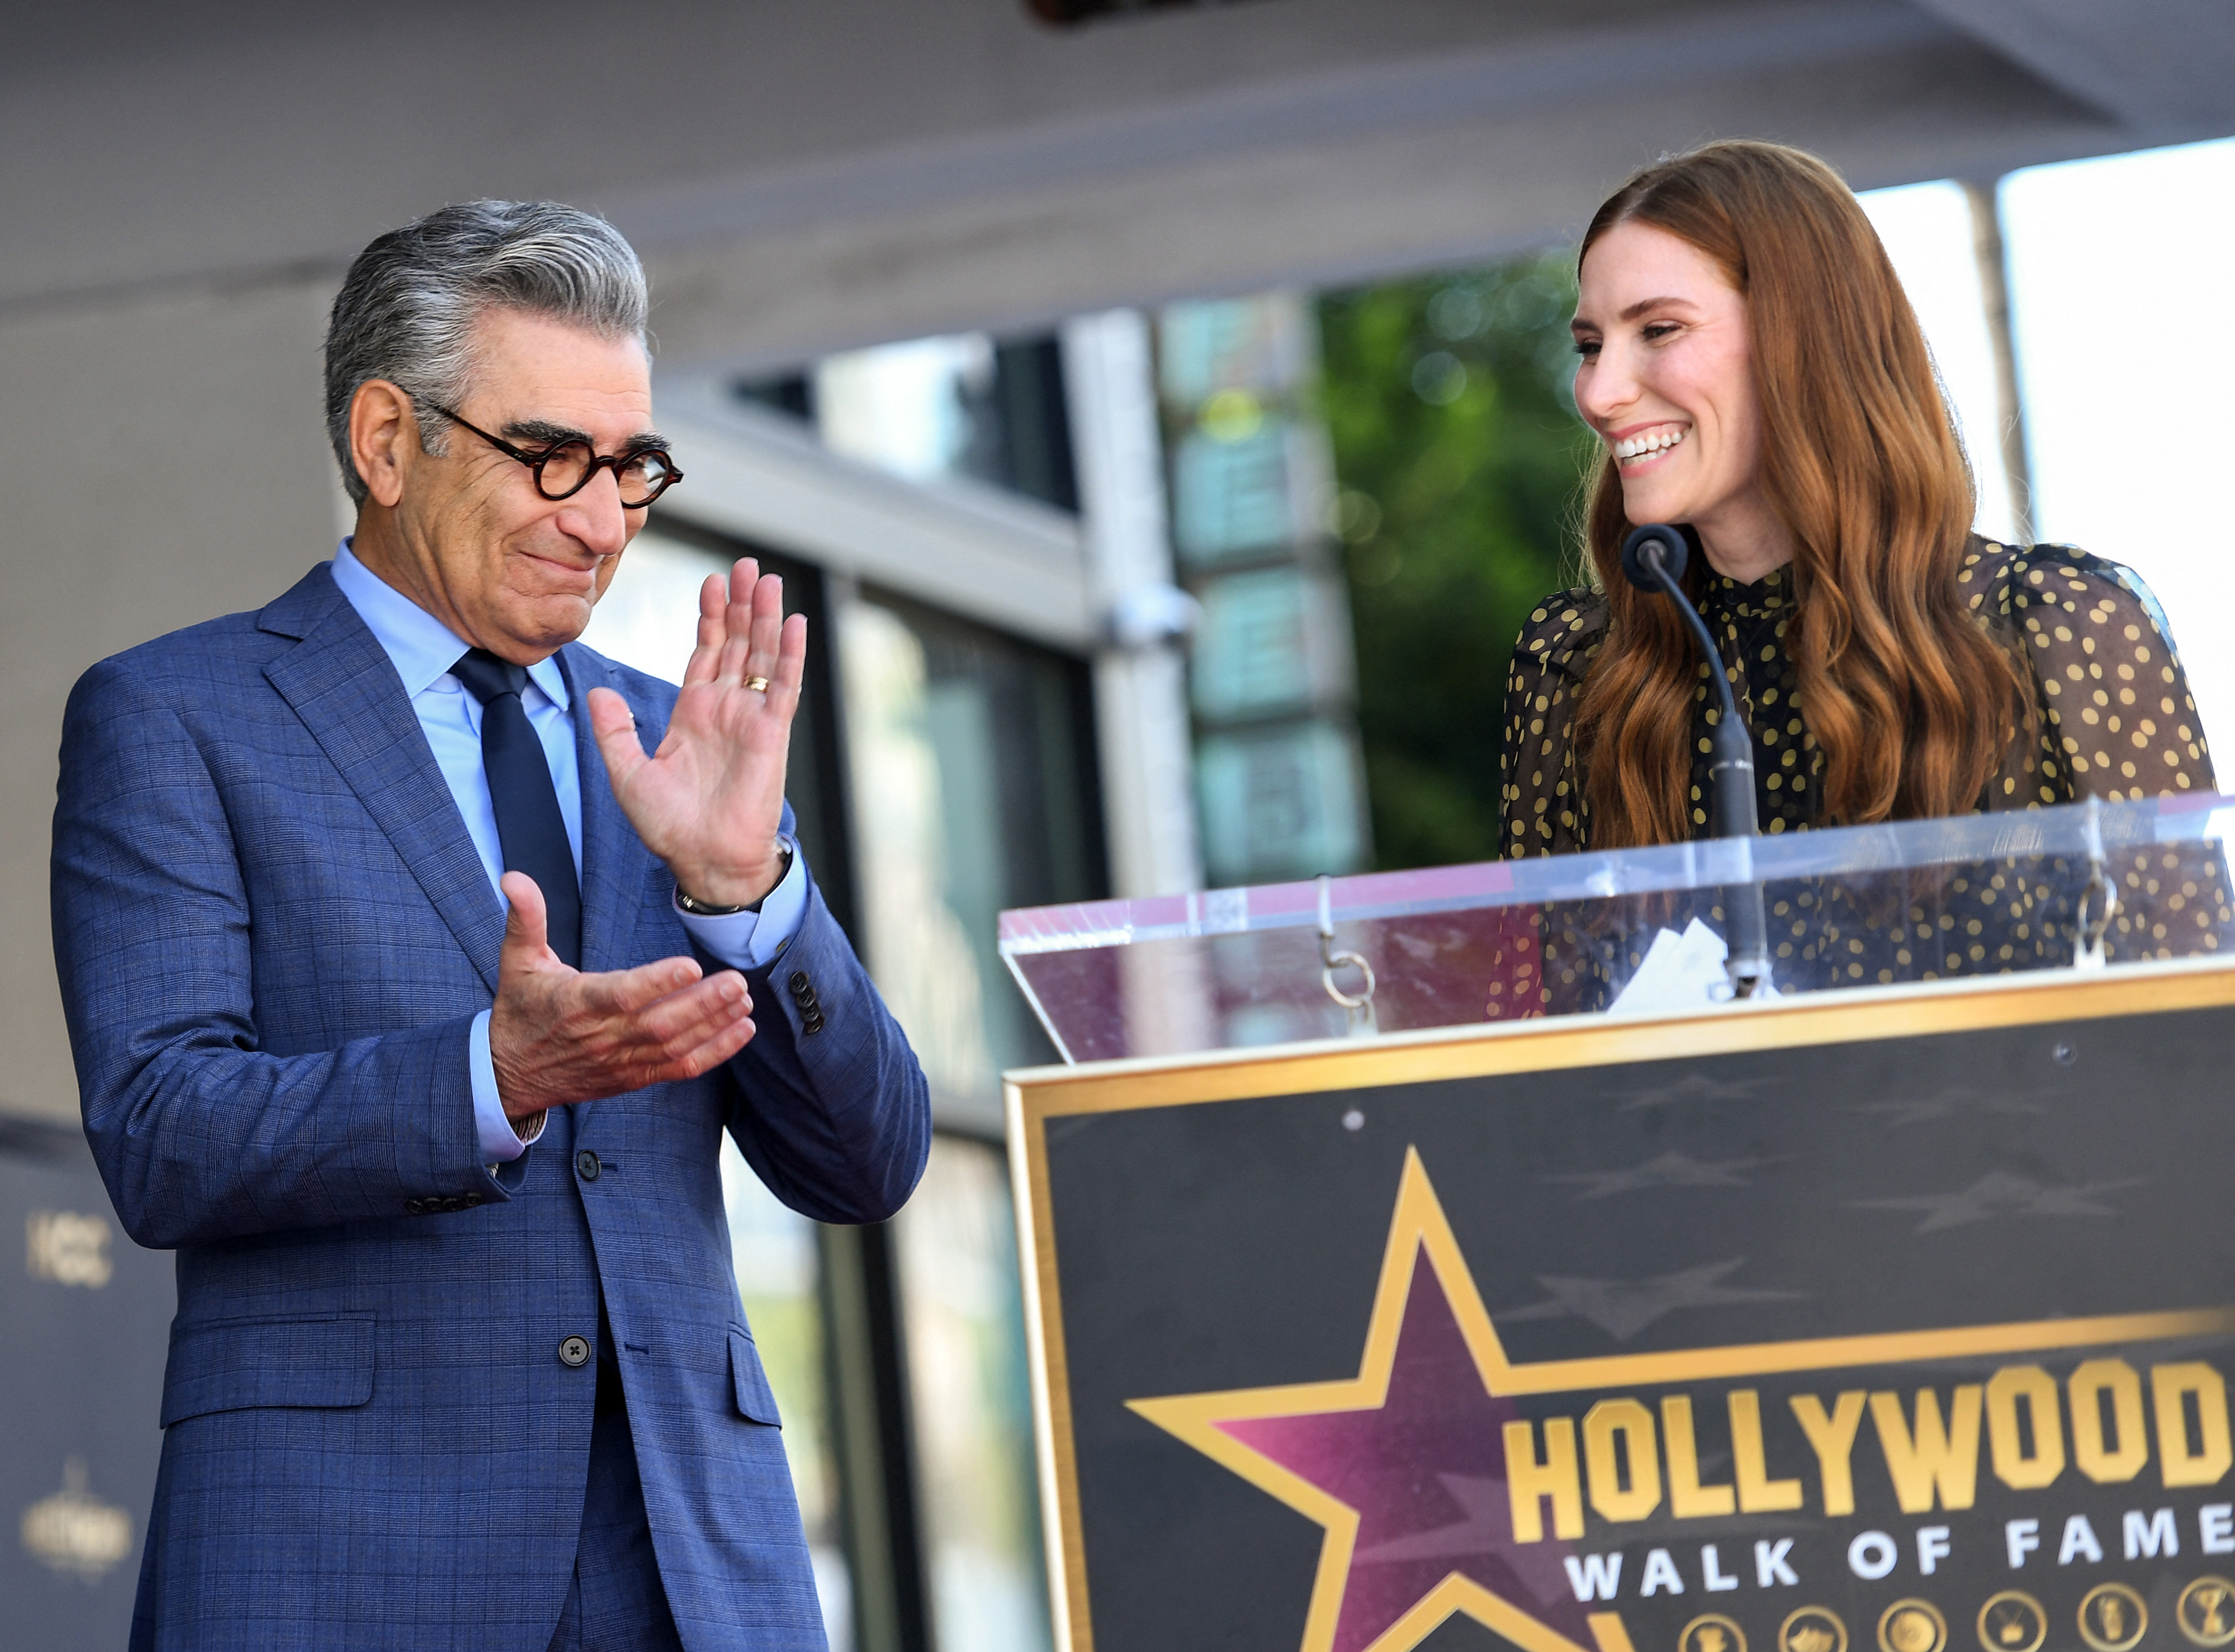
[425,402,682,508]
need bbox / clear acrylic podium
[1000,794,2235,1062]
[1000,796,2235,1652]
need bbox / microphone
[1620,523,1772,997]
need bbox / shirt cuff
[470,1009,542,1162]
[675,836,807,972]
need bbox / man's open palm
[589,557,804,908]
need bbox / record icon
[1880,1599,1948,1652]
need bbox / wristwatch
[676,845,793,916]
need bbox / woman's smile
[1609,423,1691,467]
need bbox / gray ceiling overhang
[4,0,2226,368]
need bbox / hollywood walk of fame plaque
[1008,955,2235,1652]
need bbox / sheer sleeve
[1971,544,2217,806]
[1499,589,1606,859]
[1971,543,2230,963]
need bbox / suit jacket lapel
[560,646,652,979]
[260,566,507,994]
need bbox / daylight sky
[1860,136,2235,766]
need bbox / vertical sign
[1158,294,1372,887]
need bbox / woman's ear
[348,379,419,510]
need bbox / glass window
[807,334,1079,512]
[721,1139,851,1650]
[836,590,1103,1130]
[891,1134,1050,1652]
[836,590,1102,1652]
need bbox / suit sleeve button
[558,1336,592,1368]
[404,1199,425,1216]
[788,971,810,996]
[575,1150,600,1182]
[802,1011,826,1035]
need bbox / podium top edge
[996,793,2234,956]
[1000,951,2235,1117]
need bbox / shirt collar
[331,540,570,711]
[1701,563,1790,624]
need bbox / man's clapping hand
[489,872,756,1120]
[587,557,804,910]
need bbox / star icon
[1498,1261,1806,1341]
[1852,1168,2145,1233]
[1541,1151,1772,1200]
[1612,1072,1777,1112]
[1129,1150,1637,1652]
[1852,1086,2043,1127]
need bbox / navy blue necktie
[451,649,583,970]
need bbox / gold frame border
[1004,953,2235,1652]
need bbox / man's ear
[348,379,420,510]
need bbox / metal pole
[1962,177,2034,545]
[1060,310,1204,900]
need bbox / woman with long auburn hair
[1499,140,2222,995]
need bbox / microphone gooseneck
[1619,523,1773,997]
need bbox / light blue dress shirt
[330,542,807,1161]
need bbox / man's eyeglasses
[424,402,683,508]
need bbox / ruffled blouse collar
[1697,562,1792,624]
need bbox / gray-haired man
[53,200,929,1649]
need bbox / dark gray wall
[0,1125,173,1644]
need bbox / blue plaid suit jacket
[50,563,931,1650]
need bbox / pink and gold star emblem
[1129,1149,1638,1652]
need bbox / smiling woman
[1503,141,2217,859]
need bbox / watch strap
[675,844,793,916]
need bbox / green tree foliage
[1318,252,1597,871]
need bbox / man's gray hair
[323,200,649,504]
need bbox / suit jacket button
[575,1150,600,1182]
[558,1336,592,1369]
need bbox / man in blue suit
[50,201,930,1649]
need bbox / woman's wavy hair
[1570,140,2028,849]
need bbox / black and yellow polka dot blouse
[1493,542,2226,1008]
[1501,541,2216,855]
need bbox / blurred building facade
[3,1,2229,1646]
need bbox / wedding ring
[744,675,771,693]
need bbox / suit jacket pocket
[160,1313,376,1426]
[729,1327,782,1427]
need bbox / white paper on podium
[1604,917,1749,1016]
